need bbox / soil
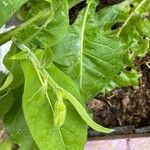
[88,52,150,128]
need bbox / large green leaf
[54,0,124,99]
[0,0,27,27]
[21,60,87,150]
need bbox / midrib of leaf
[79,0,92,88]
[116,0,147,37]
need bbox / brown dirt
[88,52,150,128]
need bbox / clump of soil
[88,52,150,128]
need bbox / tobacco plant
[0,0,150,149]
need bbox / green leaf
[54,0,150,98]
[61,89,113,133]
[0,0,27,27]
[112,70,141,88]
[0,8,52,45]
[54,0,124,99]
[19,43,112,130]
[116,0,150,59]
[21,60,87,150]
[4,110,38,150]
